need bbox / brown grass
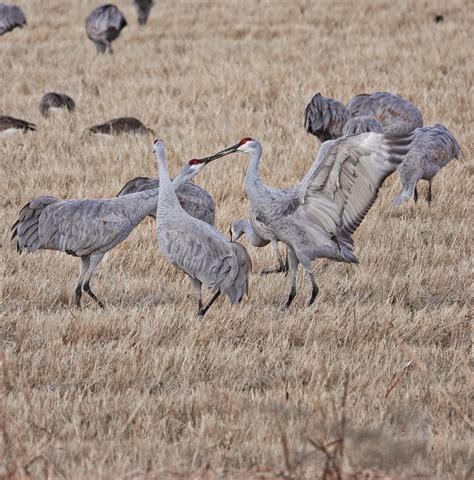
[1,0,472,478]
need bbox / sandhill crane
[346,92,423,134]
[154,140,252,316]
[133,0,155,25]
[209,134,413,308]
[39,93,76,117]
[11,153,217,308]
[88,117,153,135]
[0,115,35,136]
[394,124,460,206]
[342,116,383,136]
[117,176,216,226]
[0,3,26,36]
[304,93,349,142]
[86,4,127,54]
[230,220,287,274]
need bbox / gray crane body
[212,134,413,308]
[86,4,127,53]
[117,175,215,226]
[394,123,460,205]
[12,159,211,307]
[0,3,26,36]
[347,92,423,135]
[155,142,251,315]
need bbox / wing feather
[297,133,413,248]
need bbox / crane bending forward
[154,140,252,316]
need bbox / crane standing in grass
[154,140,252,316]
[212,134,413,308]
[86,4,127,53]
[394,123,460,206]
[12,151,217,308]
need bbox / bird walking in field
[0,115,35,136]
[346,92,423,135]
[304,93,349,142]
[86,4,127,53]
[39,93,76,117]
[88,117,153,135]
[0,3,26,36]
[117,175,216,226]
[154,140,252,316]
[133,0,155,25]
[210,134,413,309]
[12,152,217,308]
[394,124,460,206]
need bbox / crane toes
[260,265,287,275]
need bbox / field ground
[1,0,472,478]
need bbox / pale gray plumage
[304,93,350,142]
[117,175,215,226]
[394,124,460,206]
[212,134,413,308]
[89,117,153,135]
[133,0,155,25]
[0,3,26,36]
[0,115,35,135]
[342,116,383,136]
[86,4,127,54]
[231,219,287,274]
[347,92,423,135]
[12,154,214,307]
[154,141,251,316]
[39,93,76,117]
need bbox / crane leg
[75,256,91,307]
[199,291,221,317]
[413,186,418,203]
[301,260,319,306]
[427,181,432,204]
[82,254,105,308]
[190,277,203,311]
[261,241,289,275]
[284,247,299,309]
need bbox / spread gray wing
[296,133,413,249]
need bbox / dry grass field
[1,0,473,478]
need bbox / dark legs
[190,276,221,316]
[413,186,418,203]
[283,248,319,309]
[74,254,105,308]
[284,247,299,309]
[75,256,90,307]
[427,180,432,204]
[301,260,319,306]
[199,291,221,317]
[261,241,289,275]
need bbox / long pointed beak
[196,143,240,163]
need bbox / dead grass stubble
[1,0,473,478]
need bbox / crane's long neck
[155,147,181,218]
[244,144,266,204]
[239,219,269,247]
